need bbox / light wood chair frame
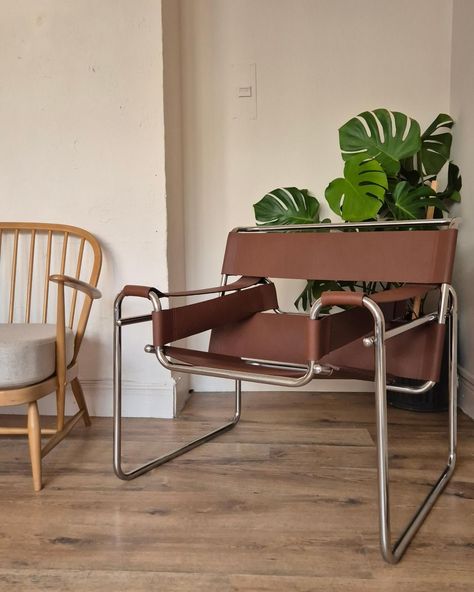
[0,222,102,491]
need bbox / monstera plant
[253,108,462,310]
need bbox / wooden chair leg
[27,401,42,492]
[56,384,66,431]
[71,378,92,427]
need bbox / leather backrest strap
[222,229,457,284]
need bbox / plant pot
[387,328,449,412]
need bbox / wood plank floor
[0,391,473,591]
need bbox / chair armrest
[320,291,365,308]
[50,274,102,299]
[317,286,439,350]
[122,284,157,299]
[320,284,437,308]
[153,282,278,346]
[122,276,261,300]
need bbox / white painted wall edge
[173,372,192,415]
[191,369,474,420]
[191,378,375,393]
[459,365,474,418]
[4,367,470,419]
[1,380,177,419]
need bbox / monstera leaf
[437,162,462,203]
[386,181,447,220]
[402,114,454,177]
[420,114,454,176]
[325,155,388,221]
[339,109,421,176]
[253,187,323,225]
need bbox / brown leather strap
[321,291,365,307]
[210,312,309,364]
[162,276,261,297]
[152,283,278,346]
[222,229,457,284]
[209,305,376,364]
[307,318,332,361]
[164,346,307,378]
[168,315,446,382]
[321,284,437,308]
[321,321,446,382]
[123,285,156,299]
[371,284,436,303]
[123,277,261,300]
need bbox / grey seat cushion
[0,324,75,389]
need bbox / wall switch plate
[231,63,257,119]
[238,86,252,97]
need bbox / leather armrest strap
[163,276,262,297]
[321,284,437,308]
[321,291,364,308]
[152,282,278,346]
[122,276,261,300]
[122,284,157,299]
[370,284,437,303]
[310,284,438,361]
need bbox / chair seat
[0,324,74,390]
[164,345,373,381]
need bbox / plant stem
[416,151,424,185]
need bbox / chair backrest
[0,222,102,358]
[212,221,458,381]
[222,226,457,284]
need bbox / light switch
[231,63,257,119]
[238,86,252,98]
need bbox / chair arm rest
[320,284,437,308]
[50,274,102,299]
[122,284,158,299]
[320,291,365,308]
[122,276,261,300]
[371,284,437,304]
[153,282,278,346]
[163,276,262,297]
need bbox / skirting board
[459,365,474,419]
[2,367,471,419]
[190,375,374,393]
[0,379,178,419]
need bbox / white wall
[1,1,467,414]
[179,0,454,391]
[451,0,474,417]
[0,0,175,417]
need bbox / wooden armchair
[114,218,458,563]
[0,223,102,490]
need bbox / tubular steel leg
[113,294,242,480]
[365,290,458,563]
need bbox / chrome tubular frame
[311,285,458,563]
[113,276,331,482]
[386,380,436,395]
[236,217,459,233]
[113,216,459,562]
[362,313,438,347]
[113,290,242,481]
[153,347,332,386]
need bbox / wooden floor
[0,391,473,591]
